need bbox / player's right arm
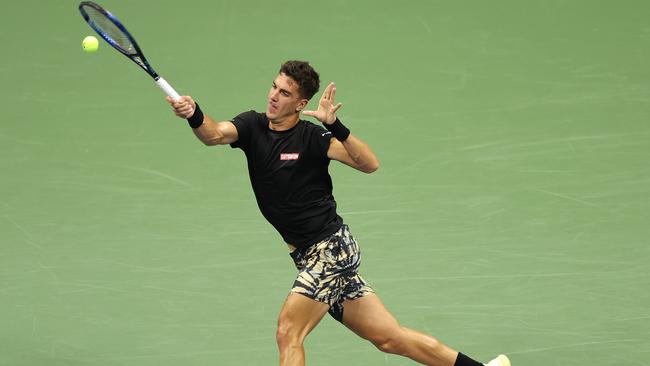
[166,96,238,146]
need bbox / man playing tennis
[167,60,510,366]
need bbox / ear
[296,99,309,112]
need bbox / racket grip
[155,77,181,101]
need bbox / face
[266,73,308,123]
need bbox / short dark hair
[279,60,320,100]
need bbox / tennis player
[167,60,510,366]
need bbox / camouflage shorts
[289,224,374,322]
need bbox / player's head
[280,61,320,100]
[267,61,320,122]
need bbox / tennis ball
[82,36,99,53]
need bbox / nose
[269,89,279,101]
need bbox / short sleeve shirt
[230,110,343,248]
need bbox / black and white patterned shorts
[289,224,374,322]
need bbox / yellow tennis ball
[82,36,99,53]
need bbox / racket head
[78,1,158,78]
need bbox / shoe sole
[497,355,511,366]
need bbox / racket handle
[155,77,181,101]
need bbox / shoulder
[232,110,267,124]
[299,119,333,157]
[300,119,329,136]
[229,110,268,150]
[231,110,268,135]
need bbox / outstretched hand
[302,82,342,125]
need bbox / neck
[268,113,300,131]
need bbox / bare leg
[276,293,330,366]
[342,293,459,366]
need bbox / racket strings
[82,5,136,55]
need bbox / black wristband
[325,118,350,141]
[186,102,204,129]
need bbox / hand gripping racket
[78,1,181,101]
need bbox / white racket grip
[155,77,181,101]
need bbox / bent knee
[374,337,403,354]
[276,321,303,349]
[371,330,407,355]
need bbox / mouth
[268,101,277,112]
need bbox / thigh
[341,293,402,341]
[277,292,330,339]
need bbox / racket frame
[78,1,180,100]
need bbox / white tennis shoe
[485,354,511,366]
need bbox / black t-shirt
[230,110,343,249]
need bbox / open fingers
[322,82,335,101]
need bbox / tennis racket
[78,1,181,101]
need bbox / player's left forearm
[342,134,380,173]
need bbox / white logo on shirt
[280,153,300,161]
[321,132,332,137]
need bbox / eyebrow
[273,81,293,96]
